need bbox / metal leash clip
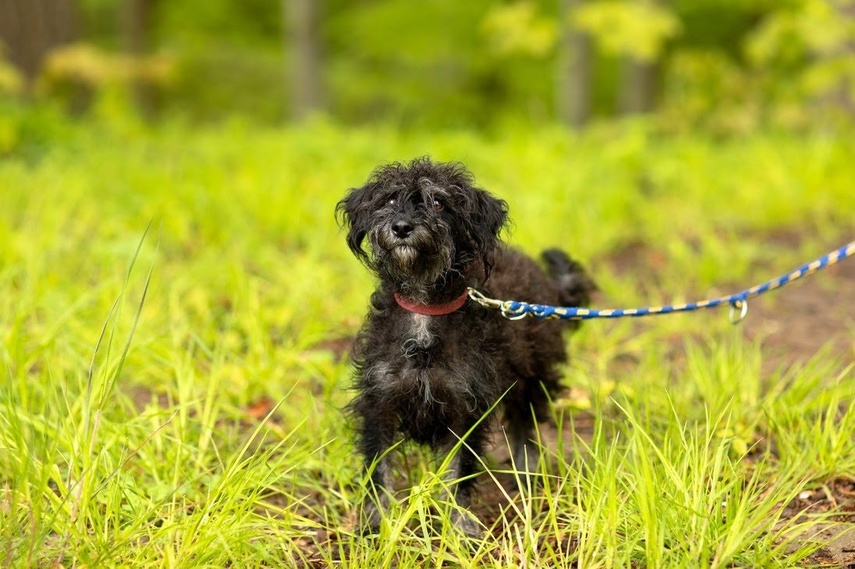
[728,299,748,324]
[467,287,503,310]
[467,288,530,320]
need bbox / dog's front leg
[356,408,397,535]
[360,459,393,535]
[441,427,488,538]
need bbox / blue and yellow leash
[468,241,855,324]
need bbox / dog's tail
[541,248,597,312]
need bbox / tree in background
[328,0,531,126]
[557,0,593,127]
[121,0,159,113]
[0,0,77,90]
[572,0,680,115]
[286,0,325,120]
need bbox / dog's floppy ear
[335,183,375,263]
[468,188,509,273]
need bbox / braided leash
[468,241,855,324]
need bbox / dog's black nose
[392,219,414,239]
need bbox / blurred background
[1,0,854,134]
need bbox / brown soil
[742,256,854,370]
[604,236,854,368]
[781,478,855,567]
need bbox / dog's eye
[387,198,397,206]
[432,199,444,211]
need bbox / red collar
[393,290,469,316]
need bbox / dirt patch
[742,256,854,369]
[604,236,854,367]
[782,478,855,567]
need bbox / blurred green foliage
[573,1,681,62]
[1,0,854,131]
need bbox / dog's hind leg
[504,378,559,484]
[507,419,539,476]
[504,409,541,485]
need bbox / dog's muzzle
[377,219,434,253]
[391,215,414,239]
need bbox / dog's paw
[513,441,541,472]
[451,508,484,539]
[357,500,384,536]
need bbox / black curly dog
[336,157,595,536]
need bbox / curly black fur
[336,157,595,536]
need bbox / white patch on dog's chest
[401,314,435,361]
[410,314,433,348]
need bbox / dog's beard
[371,226,454,295]
[390,244,420,267]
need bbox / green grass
[1,116,853,567]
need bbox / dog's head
[336,157,508,293]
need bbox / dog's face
[336,158,508,295]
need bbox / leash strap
[468,241,855,323]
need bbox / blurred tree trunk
[286,0,325,120]
[556,0,592,128]
[618,57,659,115]
[617,0,667,116]
[0,0,76,89]
[121,0,158,115]
[821,1,855,117]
